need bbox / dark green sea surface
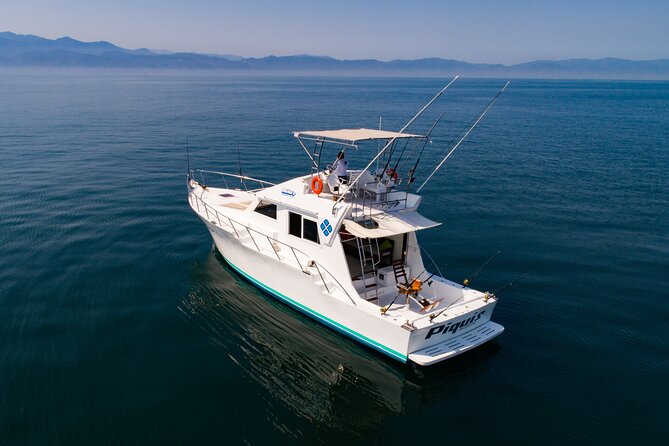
[0,70,667,444]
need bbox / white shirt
[333,159,348,177]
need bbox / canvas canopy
[293,128,425,143]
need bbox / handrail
[188,187,357,305]
[342,180,409,222]
[308,260,330,293]
[190,169,276,191]
[309,259,359,305]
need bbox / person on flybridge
[333,151,349,183]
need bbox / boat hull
[203,219,411,362]
[199,216,503,365]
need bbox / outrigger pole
[416,81,510,193]
[331,75,459,211]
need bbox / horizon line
[3,30,668,66]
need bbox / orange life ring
[387,169,398,181]
[311,176,324,195]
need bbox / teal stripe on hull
[223,256,407,363]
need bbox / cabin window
[303,218,319,243]
[289,212,302,237]
[254,201,277,219]
[288,211,320,244]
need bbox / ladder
[356,237,381,301]
[311,140,324,177]
[392,259,409,287]
[392,259,410,309]
[356,189,378,230]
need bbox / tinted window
[289,212,301,237]
[254,201,277,219]
[303,218,319,244]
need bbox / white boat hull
[187,82,510,365]
[201,217,502,365]
[204,219,411,361]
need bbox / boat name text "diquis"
[425,311,486,339]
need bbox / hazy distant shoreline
[2,31,668,80]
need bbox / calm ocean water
[0,69,667,444]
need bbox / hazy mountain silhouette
[1,32,668,79]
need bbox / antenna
[416,81,510,193]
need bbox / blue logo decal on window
[320,219,333,237]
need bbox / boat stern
[406,298,504,366]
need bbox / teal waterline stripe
[223,257,407,363]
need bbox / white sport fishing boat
[188,79,509,366]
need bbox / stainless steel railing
[188,185,357,306]
[330,173,410,219]
[190,169,276,192]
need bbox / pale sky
[2,0,668,64]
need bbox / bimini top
[293,128,425,144]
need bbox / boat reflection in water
[180,248,501,438]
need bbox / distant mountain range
[2,32,668,79]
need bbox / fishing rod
[381,138,409,181]
[375,116,382,174]
[236,144,245,188]
[491,271,531,296]
[381,246,448,315]
[390,115,440,182]
[381,291,402,315]
[430,269,530,321]
[236,145,243,176]
[382,89,448,179]
[381,270,439,314]
[463,250,501,287]
[402,113,444,186]
[186,138,191,180]
[429,249,500,321]
[332,75,459,210]
[385,99,447,182]
[416,80,510,193]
